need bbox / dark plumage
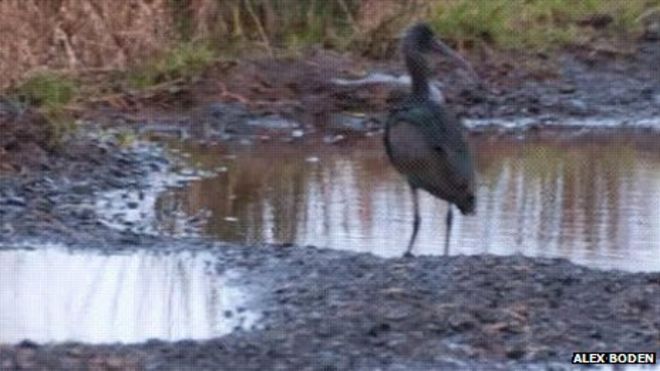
[384,23,477,257]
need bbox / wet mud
[1,245,659,370]
[81,41,660,143]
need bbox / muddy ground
[1,40,659,370]
[78,41,660,142]
[1,246,659,370]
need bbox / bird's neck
[405,52,431,99]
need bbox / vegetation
[127,42,216,89]
[12,72,78,147]
[120,0,660,91]
[14,73,77,109]
[430,0,659,51]
[2,0,657,93]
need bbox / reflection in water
[159,134,660,272]
[0,246,259,344]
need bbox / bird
[384,23,477,257]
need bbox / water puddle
[465,116,660,132]
[157,133,660,272]
[0,246,259,344]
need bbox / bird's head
[402,23,439,55]
[402,23,479,84]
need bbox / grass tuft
[11,72,79,148]
[15,72,77,109]
[128,42,216,89]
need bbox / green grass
[429,0,659,51]
[203,0,658,55]
[10,72,79,148]
[127,42,216,89]
[15,72,77,109]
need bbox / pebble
[558,84,576,94]
[323,134,346,145]
[3,196,26,207]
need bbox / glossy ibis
[384,23,477,257]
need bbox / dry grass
[0,0,396,90]
[0,0,175,90]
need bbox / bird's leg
[444,204,453,256]
[404,186,420,258]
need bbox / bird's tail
[457,193,476,215]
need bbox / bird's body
[384,23,477,256]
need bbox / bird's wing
[386,102,475,203]
[404,103,474,180]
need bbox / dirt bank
[80,40,660,142]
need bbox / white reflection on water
[0,246,259,344]
[159,135,660,272]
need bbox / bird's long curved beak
[431,39,480,85]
